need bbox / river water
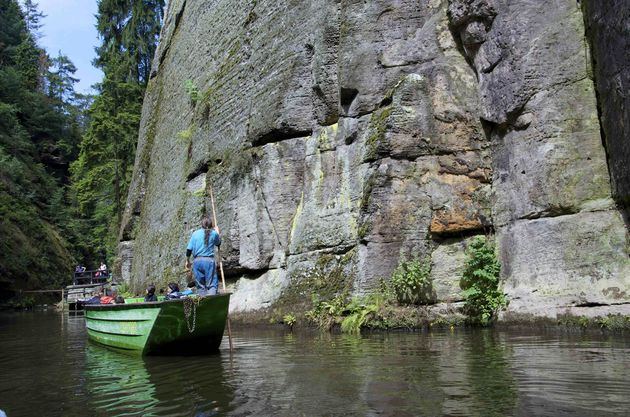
[0,311,628,417]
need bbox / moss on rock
[364,106,392,162]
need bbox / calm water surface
[0,311,628,416]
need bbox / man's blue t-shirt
[187,229,221,257]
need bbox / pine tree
[21,0,45,37]
[47,52,79,105]
[95,0,164,84]
[71,0,164,260]
[0,0,88,299]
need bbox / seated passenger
[144,284,158,302]
[99,294,114,304]
[82,293,101,305]
[100,289,118,304]
[166,282,182,299]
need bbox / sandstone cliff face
[582,0,630,208]
[118,0,630,317]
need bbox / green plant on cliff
[460,236,505,325]
[184,79,199,105]
[364,106,391,162]
[340,294,384,334]
[306,293,386,334]
[282,313,296,329]
[306,294,347,330]
[390,257,434,305]
[176,126,193,142]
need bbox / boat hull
[84,294,230,355]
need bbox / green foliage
[302,253,438,333]
[306,292,389,334]
[557,313,630,331]
[273,250,357,319]
[22,0,45,36]
[340,295,383,334]
[95,0,165,84]
[390,257,434,305]
[71,0,164,261]
[364,106,391,162]
[429,315,465,329]
[115,282,134,299]
[0,0,90,297]
[176,127,193,142]
[70,77,143,260]
[7,294,36,309]
[0,0,167,301]
[282,313,296,328]
[306,294,347,330]
[184,80,199,104]
[47,53,79,103]
[460,236,505,325]
[596,314,630,331]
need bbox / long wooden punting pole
[209,185,234,352]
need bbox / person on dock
[185,216,221,296]
[144,284,158,302]
[95,262,107,277]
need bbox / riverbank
[229,301,630,333]
[5,292,628,333]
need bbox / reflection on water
[466,331,517,417]
[85,346,158,415]
[0,311,629,416]
[85,341,233,416]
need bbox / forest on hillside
[0,0,164,304]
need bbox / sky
[36,0,103,94]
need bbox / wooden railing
[73,269,110,285]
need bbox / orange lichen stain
[430,210,483,234]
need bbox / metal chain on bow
[183,296,200,333]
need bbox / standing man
[185,216,221,295]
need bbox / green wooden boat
[84,294,230,355]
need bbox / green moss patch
[364,106,392,162]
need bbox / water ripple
[1,313,629,416]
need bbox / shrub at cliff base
[460,236,505,325]
[304,257,438,333]
[390,257,434,305]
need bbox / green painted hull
[84,294,230,355]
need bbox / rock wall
[118,0,630,317]
[582,0,630,207]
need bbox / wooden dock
[64,283,109,310]
[20,268,112,311]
